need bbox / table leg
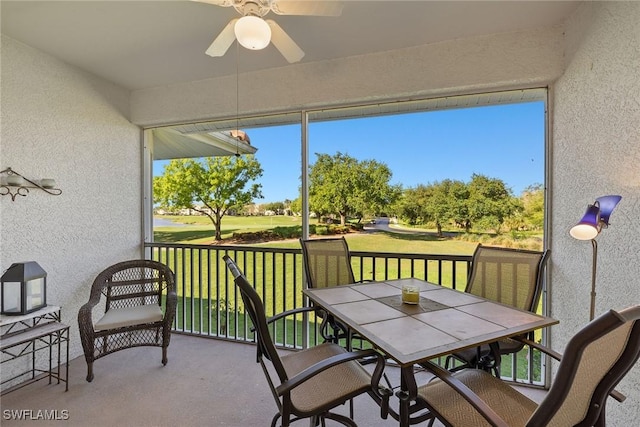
[49,333,53,384]
[56,330,62,385]
[397,366,419,427]
[31,339,36,381]
[64,327,69,391]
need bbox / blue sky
[155,101,545,203]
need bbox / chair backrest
[528,305,640,426]
[223,255,288,383]
[300,237,356,289]
[93,260,175,312]
[465,245,550,313]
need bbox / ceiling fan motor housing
[233,0,271,17]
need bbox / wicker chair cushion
[94,305,163,331]
[281,342,372,413]
[417,369,537,427]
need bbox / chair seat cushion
[95,305,163,331]
[418,369,537,427]
[281,342,371,414]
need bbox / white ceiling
[1,1,581,91]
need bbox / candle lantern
[1,262,47,315]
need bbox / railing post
[301,110,309,241]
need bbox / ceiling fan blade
[266,20,305,63]
[205,18,238,57]
[271,1,343,16]
[190,0,234,7]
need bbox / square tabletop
[304,279,557,366]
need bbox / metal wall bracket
[0,167,62,201]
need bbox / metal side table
[1,305,69,395]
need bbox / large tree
[517,183,544,230]
[446,179,472,232]
[467,173,519,233]
[396,179,468,236]
[309,152,399,225]
[154,156,263,240]
[429,179,470,236]
[397,175,523,234]
[395,185,432,227]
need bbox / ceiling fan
[194,0,343,63]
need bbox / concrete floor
[0,334,546,426]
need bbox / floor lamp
[569,195,622,321]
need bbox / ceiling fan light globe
[235,16,271,50]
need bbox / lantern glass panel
[2,281,21,313]
[26,278,45,310]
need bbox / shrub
[272,226,302,239]
[315,226,329,235]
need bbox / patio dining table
[303,278,558,426]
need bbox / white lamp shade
[234,16,271,50]
[570,223,599,240]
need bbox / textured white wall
[131,26,564,126]
[552,1,640,423]
[0,36,141,361]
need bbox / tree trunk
[436,222,443,237]
[340,214,346,226]
[214,212,223,240]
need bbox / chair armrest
[610,390,627,403]
[514,336,562,361]
[420,361,511,427]
[78,295,102,330]
[266,306,319,325]
[164,290,178,324]
[514,336,626,402]
[78,295,103,356]
[254,307,319,334]
[276,348,385,395]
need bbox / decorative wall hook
[0,167,62,201]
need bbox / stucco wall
[0,36,141,362]
[552,1,640,423]
[131,26,564,126]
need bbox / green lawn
[154,214,541,251]
[155,214,544,383]
[154,215,305,244]
[155,215,478,315]
[154,214,478,253]
[154,214,478,320]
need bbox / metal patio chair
[416,305,640,426]
[223,255,391,427]
[78,259,177,382]
[300,236,363,347]
[444,245,550,376]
